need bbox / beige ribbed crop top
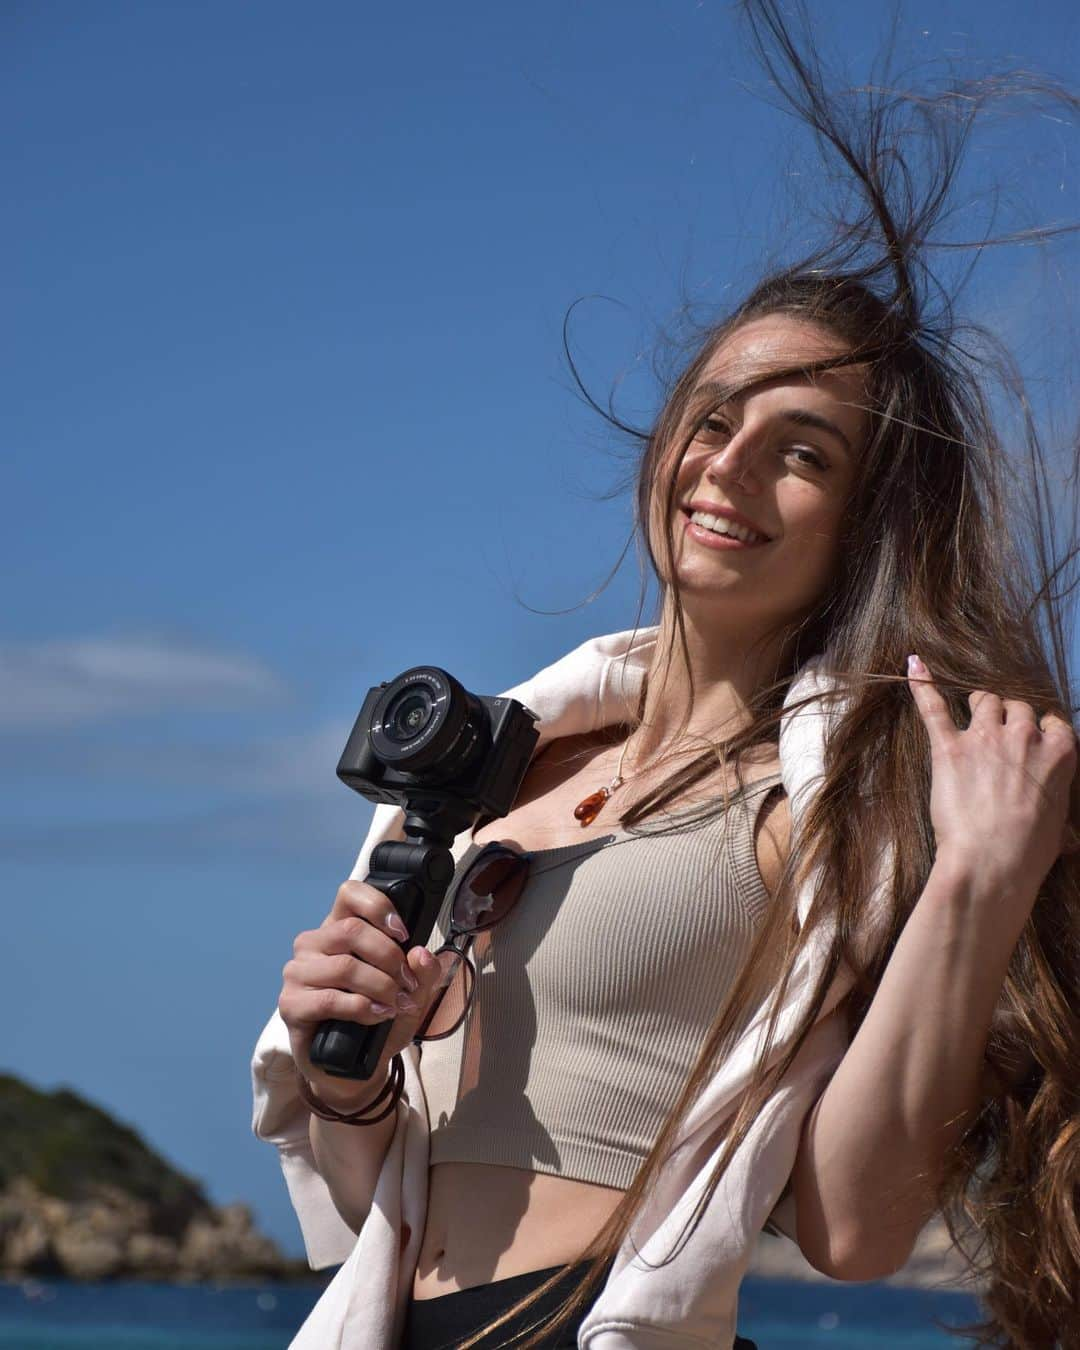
[418,771,785,1191]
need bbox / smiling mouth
[679,507,772,546]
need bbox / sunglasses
[412,841,532,1046]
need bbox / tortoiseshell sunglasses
[412,841,532,1044]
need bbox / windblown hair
[456,4,1080,1346]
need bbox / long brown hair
[453,4,1080,1345]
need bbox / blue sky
[5,1,1079,1257]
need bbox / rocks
[0,1178,309,1283]
[177,1204,293,1281]
[0,1065,315,1286]
[126,1232,181,1279]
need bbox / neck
[628,598,793,767]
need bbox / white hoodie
[251,626,887,1348]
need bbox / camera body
[336,665,540,823]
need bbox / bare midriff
[412,1164,625,1297]
[410,725,782,1300]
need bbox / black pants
[400,1261,758,1349]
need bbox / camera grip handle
[309,1014,394,1082]
[309,841,455,1080]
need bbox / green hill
[0,1073,208,1238]
[0,1073,310,1281]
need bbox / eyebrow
[780,409,855,455]
[694,382,856,456]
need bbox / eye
[698,415,733,438]
[786,445,829,471]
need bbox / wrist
[928,850,1040,944]
[303,1062,391,1114]
[931,848,1039,904]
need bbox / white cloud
[0,635,287,729]
[0,719,353,796]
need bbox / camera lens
[383,687,435,743]
[369,666,489,780]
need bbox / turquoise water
[1,1276,984,1348]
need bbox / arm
[790,854,1029,1279]
[275,879,447,1239]
[784,657,1077,1281]
[306,1067,400,1233]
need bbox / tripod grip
[309,1012,393,1081]
[308,840,455,1080]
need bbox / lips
[679,504,773,545]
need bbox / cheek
[779,483,845,546]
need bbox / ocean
[1,1276,984,1349]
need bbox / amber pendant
[573,776,622,827]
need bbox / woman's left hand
[906,654,1078,904]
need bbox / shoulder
[753,776,791,902]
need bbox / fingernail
[371,1001,394,1015]
[415,948,436,972]
[386,914,409,942]
[907,654,923,674]
[400,964,419,993]
[396,992,419,1012]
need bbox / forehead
[699,314,866,407]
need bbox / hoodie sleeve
[249,802,410,1268]
[250,1009,369,1268]
[577,1009,849,1349]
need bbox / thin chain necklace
[572,729,641,827]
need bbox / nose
[703,430,757,492]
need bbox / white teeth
[689,510,766,544]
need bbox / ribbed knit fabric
[419,772,785,1190]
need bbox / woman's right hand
[278,880,450,1113]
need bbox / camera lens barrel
[369,667,488,779]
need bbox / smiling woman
[252,3,1080,1348]
[656,317,868,634]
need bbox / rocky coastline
[2,1071,983,1293]
[0,1074,313,1284]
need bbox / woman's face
[649,314,869,636]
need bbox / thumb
[388,945,456,1050]
[906,654,957,751]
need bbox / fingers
[393,948,454,1034]
[910,661,1074,749]
[330,880,411,943]
[297,915,409,986]
[278,981,400,1030]
[906,655,958,749]
[969,689,1004,727]
[1039,710,1078,743]
[1000,698,1036,728]
[281,886,442,1041]
[912,656,1080,783]
[405,943,444,986]
[287,948,413,1010]
[1039,712,1079,779]
[378,947,455,1061]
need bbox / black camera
[308,666,539,1080]
[336,665,539,832]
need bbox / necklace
[572,729,640,827]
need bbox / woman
[256,5,1080,1347]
